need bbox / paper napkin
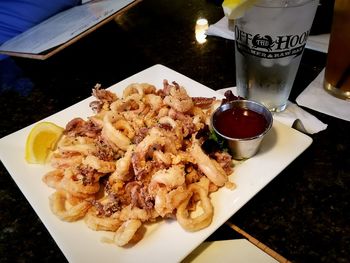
[217,87,328,134]
[206,17,235,40]
[306,34,330,53]
[206,17,330,53]
[296,69,350,122]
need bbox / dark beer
[324,0,350,100]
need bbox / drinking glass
[234,0,319,112]
[323,0,350,100]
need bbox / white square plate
[0,64,312,263]
[183,239,278,263]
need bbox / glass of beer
[323,0,350,100]
[234,0,319,112]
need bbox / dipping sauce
[213,107,268,139]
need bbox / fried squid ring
[123,83,156,98]
[114,119,135,139]
[50,152,83,169]
[154,185,190,217]
[57,135,97,155]
[42,169,64,189]
[151,165,185,190]
[131,129,166,175]
[111,94,145,113]
[158,116,177,129]
[154,187,170,217]
[60,169,100,198]
[176,184,213,232]
[143,93,163,111]
[119,205,155,222]
[85,209,122,232]
[123,83,146,98]
[114,219,142,247]
[82,155,116,173]
[49,191,91,222]
[110,144,135,182]
[153,150,172,166]
[102,113,131,151]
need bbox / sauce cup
[211,100,273,160]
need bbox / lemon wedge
[25,122,64,164]
[222,0,258,19]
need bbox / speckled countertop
[1,0,349,262]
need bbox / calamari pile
[43,80,235,247]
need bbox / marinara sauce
[213,107,267,139]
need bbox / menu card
[0,0,139,60]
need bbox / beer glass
[324,0,350,100]
[234,0,319,112]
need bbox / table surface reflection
[0,1,348,262]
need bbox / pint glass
[324,0,350,100]
[235,0,319,112]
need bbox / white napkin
[217,87,327,134]
[296,69,350,121]
[206,17,235,40]
[206,17,330,53]
[306,34,330,53]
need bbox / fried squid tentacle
[190,142,228,187]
